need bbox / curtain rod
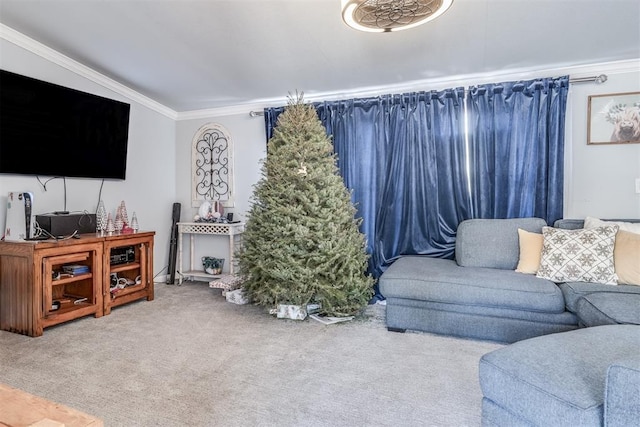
[248,74,608,117]
[569,74,608,84]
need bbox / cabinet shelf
[110,282,145,299]
[51,272,93,286]
[49,300,92,316]
[180,269,224,280]
[110,262,141,274]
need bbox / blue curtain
[466,76,569,224]
[265,89,469,281]
[263,77,568,290]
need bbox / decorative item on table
[131,212,139,232]
[119,200,129,224]
[106,213,115,235]
[214,200,224,217]
[114,208,124,232]
[96,200,107,235]
[194,200,229,223]
[202,256,225,275]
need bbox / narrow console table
[175,222,244,284]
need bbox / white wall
[174,114,265,269]
[564,69,640,218]
[0,39,177,277]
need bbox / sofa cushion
[554,218,640,230]
[386,297,577,325]
[480,325,640,426]
[584,216,640,234]
[515,228,543,274]
[560,282,640,313]
[583,219,640,286]
[576,293,640,326]
[380,256,565,313]
[455,218,546,269]
[613,230,640,286]
[554,219,586,230]
[536,225,619,285]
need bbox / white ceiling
[1,0,639,113]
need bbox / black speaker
[167,202,181,284]
[36,213,96,236]
[226,212,234,222]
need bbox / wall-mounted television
[0,69,130,180]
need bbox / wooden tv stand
[0,231,154,337]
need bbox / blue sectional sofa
[379,217,640,343]
[379,217,640,426]
[479,325,640,427]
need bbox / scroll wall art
[191,123,234,207]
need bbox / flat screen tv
[0,69,130,180]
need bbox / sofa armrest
[605,358,640,427]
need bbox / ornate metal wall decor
[341,0,453,32]
[191,123,234,207]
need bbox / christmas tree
[238,95,373,317]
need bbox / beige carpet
[0,282,502,426]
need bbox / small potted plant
[202,256,225,275]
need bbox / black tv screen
[0,69,130,180]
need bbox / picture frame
[587,91,640,145]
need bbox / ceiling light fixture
[341,0,454,33]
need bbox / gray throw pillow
[536,225,619,285]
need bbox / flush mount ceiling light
[341,0,454,33]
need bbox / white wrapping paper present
[276,304,307,320]
[225,288,248,305]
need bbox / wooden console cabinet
[103,232,154,315]
[0,231,154,337]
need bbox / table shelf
[175,222,245,284]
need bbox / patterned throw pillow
[583,217,640,285]
[536,225,619,285]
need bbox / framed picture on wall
[587,91,640,145]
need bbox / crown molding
[0,24,178,120]
[176,102,277,121]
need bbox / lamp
[341,0,454,33]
